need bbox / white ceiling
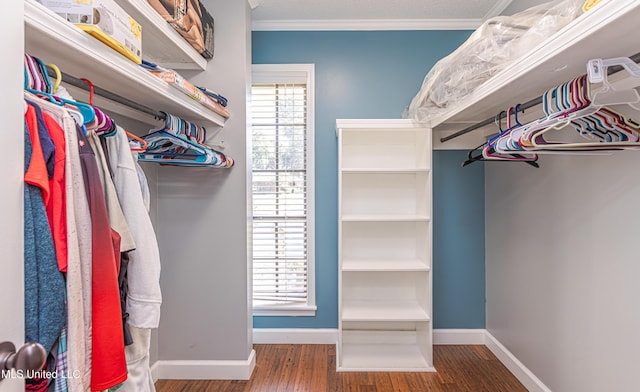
[250,0,552,30]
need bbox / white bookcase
[337,119,434,372]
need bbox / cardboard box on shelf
[146,0,214,60]
[37,0,142,64]
[149,68,229,118]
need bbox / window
[251,64,315,316]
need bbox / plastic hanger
[99,124,148,152]
[24,55,97,125]
[462,142,539,168]
[482,57,640,156]
[25,55,45,92]
[526,58,640,150]
[77,78,117,135]
[586,57,640,110]
[138,130,219,166]
[483,107,538,162]
[127,131,148,152]
[138,112,231,167]
[462,109,539,167]
[47,63,62,94]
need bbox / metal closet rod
[440,51,640,143]
[46,68,166,120]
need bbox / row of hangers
[25,53,234,168]
[463,56,640,167]
[24,53,148,151]
[138,112,234,167]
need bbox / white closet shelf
[342,259,430,272]
[342,301,430,322]
[25,0,226,128]
[341,168,430,173]
[431,0,640,141]
[113,0,207,70]
[337,119,421,130]
[339,345,431,372]
[341,214,430,222]
[338,121,432,372]
[339,331,433,372]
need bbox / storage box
[149,68,229,118]
[145,0,214,59]
[36,0,142,64]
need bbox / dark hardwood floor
[155,344,527,392]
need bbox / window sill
[253,305,317,317]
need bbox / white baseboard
[484,332,552,392]
[151,360,159,383]
[154,349,256,380]
[435,329,551,391]
[433,329,486,345]
[251,328,486,345]
[153,328,549,391]
[253,328,338,344]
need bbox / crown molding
[252,18,481,31]
[247,0,261,10]
[483,0,513,20]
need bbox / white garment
[29,94,92,392]
[131,151,151,212]
[87,131,137,253]
[105,127,162,328]
[118,327,156,392]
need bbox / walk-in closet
[2,0,639,391]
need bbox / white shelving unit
[431,0,640,148]
[337,119,434,372]
[24,0,225,128]
[113,0,207,70]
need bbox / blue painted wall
[432,150,485,328]
[252,30,485,329]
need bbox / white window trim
[251,63,316,317]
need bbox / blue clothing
[196,86,228,107]
[23,119,66,354]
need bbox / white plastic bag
[405,0,584,123]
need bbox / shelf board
[341,168,430,173]
[342,301,430,322]
[341,214,430,222]
[337,118,425,129]
[339,331,433,372]
[431,0,640,143]
[338,345,433,372]
[113,0,207,70]
[25,0,226,128]
[342,259,430,272]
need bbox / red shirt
[42,112,68,272]
[24,105,49,199]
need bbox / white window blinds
[251,65,315,313]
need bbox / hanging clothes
[104,127,162,392]
[29,93,93,392]
[24,53,165,392]
[23,106,66,355]
[119,327,156,392]
[86,131,137,254]
[105,127,162,328]
[24,107,65,392]
[54,326,69,392]
[77,125,128,391]
[25,99,69,273]
[87,131,137,348]
[25,102,70,391]
[132,152,151,212]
